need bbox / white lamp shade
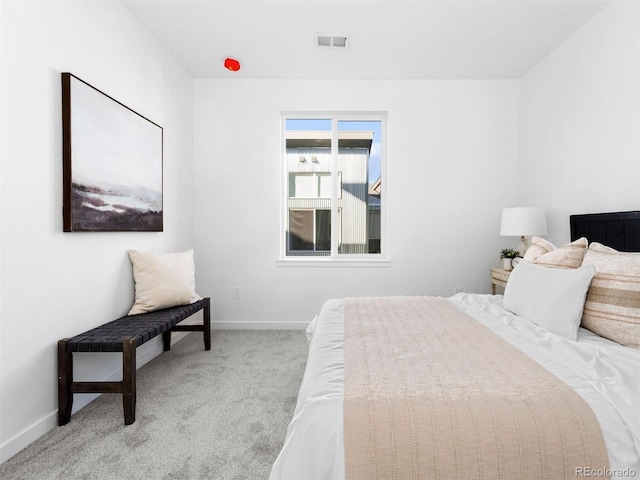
[500,207,548,236]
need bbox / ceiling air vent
[315,33,349,49]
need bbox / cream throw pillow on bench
[128,249,202,315]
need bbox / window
[288,209,331,252]
[289,173,340,199]
[281,114,386,261]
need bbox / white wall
[0,5,4,445]
[519,1,640,246]
[0,1,194,461]
[194,79,520,327]
[4,0,634,465]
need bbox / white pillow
[128,249,202,315]
[503,261,596,341]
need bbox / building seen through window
[284,117,383,257]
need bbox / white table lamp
[500,207,548,255]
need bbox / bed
[270,212,640,480]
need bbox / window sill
[276,258,391,268]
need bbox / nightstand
[490,268,511,294]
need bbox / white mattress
[270,293,640,480]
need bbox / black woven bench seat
[65,299,209,353]
[58,298,211,426]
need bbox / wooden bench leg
[162,330,172,351]
[204,299,211,351]
[122,338,137,425]
[58,339,73,426]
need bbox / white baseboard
[212,320,308,330]
[0,330,192,464]
[0,411,58,465]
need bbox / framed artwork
[62,73,163,232]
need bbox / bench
[58,298,210,426]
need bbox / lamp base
[519,235,530,256]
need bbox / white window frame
[278,112,389,267]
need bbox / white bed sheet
[270,294,640,480]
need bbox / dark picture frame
[62,73,163,232]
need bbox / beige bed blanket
[343,296,609,479]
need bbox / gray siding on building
[286,145,371,254]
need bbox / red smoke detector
[224,57,241,72]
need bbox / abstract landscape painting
[62,73,163,231]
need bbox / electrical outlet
[232,287,240,299]
[454,287,463,294]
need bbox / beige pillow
[128,249,202,315]
[523,236,588,269]
[581,243,640,349]
[523,236,556,261]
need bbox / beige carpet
[0,329,308,479]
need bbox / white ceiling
[122,0,611,79]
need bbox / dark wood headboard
[570,211,640,252]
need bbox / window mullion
[330,118,339,257]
